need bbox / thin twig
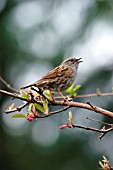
[50,105,70,115]
[4,102,29,114]
[99,127,113,140]
[60,122,113,140]
[61,123,113,134]
[0,89,43,104]
[0,76,19,92]
[86,117,113,126]
[55,92,113,99]
[35,106,70,118]
[75,92,113,98]
[87,101,97,112]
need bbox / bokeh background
[0,0,113,170]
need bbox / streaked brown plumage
[21,57,82,93]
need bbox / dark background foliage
[0,0,113,169]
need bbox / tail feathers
[20,79,44,89]
[20,79,46,89]
[20,83,37,89]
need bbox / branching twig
[55,92,113,99]
[1,76,113,139]
[35,106,70,118]
[1,89,113,118]
[0,89,43,104]
[99,127,113,140]
[60,122,113,140]
[87,101,98,112]
[0,76,19,92]
[99,155,113,169]
[75,92,113,98]
[86,117,113,126]
[70,124,113,134]
[4,102,29,114]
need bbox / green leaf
[66,84,81,97]
[66,84,74,93]
[34,103,45,113]
[43,100,49,114]
[96,88,101,95]
[11,113,27,118]
[68,111,73,125]
[20,89,28,100]
[44,90,51,96]
[28,104,32,113]
[74,85,81,92]
[112,87,113,93]
[43,90,53,101]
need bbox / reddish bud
[27,112,35,122]
[59,123,70,129]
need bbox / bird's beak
[77,58,83,63]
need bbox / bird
[21,57,82,99]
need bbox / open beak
[76,58,83,63]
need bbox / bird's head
[62,57,82,70]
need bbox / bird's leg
[50,91,55,101]
[57,89,67,102]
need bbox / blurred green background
[0,0,113,169]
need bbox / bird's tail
[20,83,37,89]
[20,79,44,89]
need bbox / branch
[99,155,113,170]
[1,75,113,139]
[0,76,19,92]
[75,92,113,98]
[1,88,113,139]
[1,89,113,118]
[52,100,113,118]
[66,123,113,134]
[86,117,113,126]
[35,106,70,118]
[59,122,113,140]
[4,102,29,114]
[55,92,113,99]
[0,89,43,104]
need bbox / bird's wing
[20,65,68,89]
[42,65,68,79]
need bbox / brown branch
[60,122,113,140]
[1,77,113,138]
[50,105,70,115]
[86,117,113,126]
[35,106,70,118]
[52,100,113,118]
[99,127,113,140]
[55,92,113,99]
[70,124,113,134]
[0,89,43,104]
[75,92,113,98]
[1,89,113,118]
[99,155,113,170]
[4,102,29,114]
[1,88,113,138]
[0,76,19,92]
